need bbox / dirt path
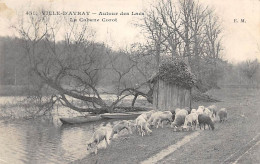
[223,133,260,164]
[160,88,260,164]
[140,131,200,164]
[234,139,260,164]
[72,88,260,164]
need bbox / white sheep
[127,120,137,130]
[203,108,214,119]
[150,111,173,128]
[197,106,205,115]
[207,105,218,118]
[147,111,164,125]
[135,115,152,136]
[182,112,199,130]
[140,110,156,121]
[87,126,110,154]
[190,109,197,113]
[109,120,133,140]
[203,108,211,115]
[171,109,188,128]
[175,108,181,113]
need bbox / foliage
[159,60,196,89]
[217,59,260,88]
[239,59,259,81]
[193,59,226,91]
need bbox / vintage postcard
[0,0,259,164]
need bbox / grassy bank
[72,87,260,164]
[161,87,260,163]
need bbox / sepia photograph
[0,0,259,163]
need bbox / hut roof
[148,60,196,89]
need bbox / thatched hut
[149,60,196,111]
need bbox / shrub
[159,60,196,89]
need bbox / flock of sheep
[87,105,228,154]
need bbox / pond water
[0,95,140,164]
[0,116,122,164]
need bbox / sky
[0,0,259,63]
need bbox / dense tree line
[220,59,260,88]
[1,36,257,90]
[0,37,29,85]
[0,37,146,88]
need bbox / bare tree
[14,9,157,115]
[140,4,167,70]
[139,0,224,91]
[14,11,113,113]
[204,10,222,62]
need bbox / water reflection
[0,122,26,164]
[0,94,148,164]
[0,117,126,164]
[0,119,94,163]
[60,124,97,161]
